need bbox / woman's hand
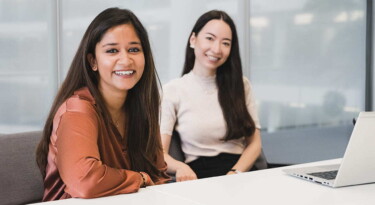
[175,163,197,182]
[140,172,155,187]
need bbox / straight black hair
[182,10,256,140]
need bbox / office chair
[0,131,44,205]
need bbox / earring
[190,44,195,49]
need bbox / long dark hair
[182,10,256,141]
[36,7,163,180]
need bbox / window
[0,0,57,133]
[0,0,371,167]
[250,0,367,164]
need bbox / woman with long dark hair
[36,7,169,201]
[160,10,262,181]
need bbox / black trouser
[187,153,241,179]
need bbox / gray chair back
[254,149,268,170]
[168,130,185,162]
[0,131,44,205]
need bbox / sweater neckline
[189,71,216,83]
[188,71,217,95]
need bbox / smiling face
[190,19,232,75]
[89,23,145,96]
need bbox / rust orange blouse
[42,87,170,201]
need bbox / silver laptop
[283,112,375,188]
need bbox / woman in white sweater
[160,10,262,181]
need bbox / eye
[223,42,231,47]
[205,36,214,41]
[129,47,141,53]
[106,49,118,53]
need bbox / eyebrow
[102,41,141,47]
[206,32,232,41]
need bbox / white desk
[32,159,375,205]
[34,187,200,205]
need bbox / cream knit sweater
[160,71,261,163]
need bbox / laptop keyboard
[308,170,338,180]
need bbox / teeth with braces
[114,70,134,76]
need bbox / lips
[113,70,135,76]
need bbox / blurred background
[0,0,372,165]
